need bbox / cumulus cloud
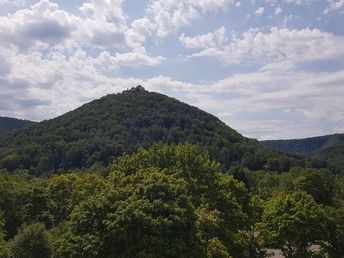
[144,0,229,38]
[77,0,130,48]
[190,27,344,65]
[0,0,75,51]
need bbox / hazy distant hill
[0,117,35,135]
[263,134,344,170]
[0,86,296,175]
[263,134,344,157]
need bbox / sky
[0,0,343,140]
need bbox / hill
[263,134,344,170]
[0,86,297,175]
[262,134,344,157]
[0,117,35,135]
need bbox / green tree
[0,171,29,238]
[292,168,336,205]
[9,223,52,258]
[24,180,56,228]
[323,206,344,258]
[0,210,8,258]
[58,168,199,258]
[111,144,251,255]
[206,237,232,258]
[45,173,107,224]
[55,144,253,258]
[258,191,326,258]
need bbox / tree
[55,144,253,258]
[292,168,336,205]
[0,171,29,238]
[206,237,232,258]
[258,191,326,258]
[45,173,107,224]
[323,206,344,258]
[0,210,8,258]
[9,223,52,258]
[59,168,200,258]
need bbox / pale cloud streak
[189,27,344,65]
[324,0,344,14]
[179,27,226,49]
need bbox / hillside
[263,134,344,157]
[0,86,296,175]
[0,117,35,135]
[263,134,344,170]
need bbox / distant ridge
[262,133,344,157]
[0,86,297,175]
[263,133,344,170]
[0,117,35,135]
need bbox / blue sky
[0,0,343,140]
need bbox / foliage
[206,237,232,258]
[0,143,342,257]
[292,168,336,205]
[52,144,254,258]
[0,171,30,238]
[9,223,52,258]
[257,192,326,258]
[323,206,344,258]
[0,210,8,258]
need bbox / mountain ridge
[262,133,344,157]
[262,133,344,170]
[0,117,36,135]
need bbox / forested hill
[0,86,296,175]
[263,134,344,170]
[0,117,35,135]
[262,134,344,157]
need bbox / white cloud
[145,0,229,38]
[190,27,344,65]
[0,0,152,51]
[324,0,344,14]
[96,51,164,68]
[274,7,283,15]
[0,0,76,51]
[255,6,265,16]
[129,18,153,43]
[265,0,315,5]
[179,27,226,48]
[0,0,25,6]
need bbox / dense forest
[0,117,35,135]
[0,144,343,258]
[0,87,343,258]
[263,134,344,171]
[0,87,303,176]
